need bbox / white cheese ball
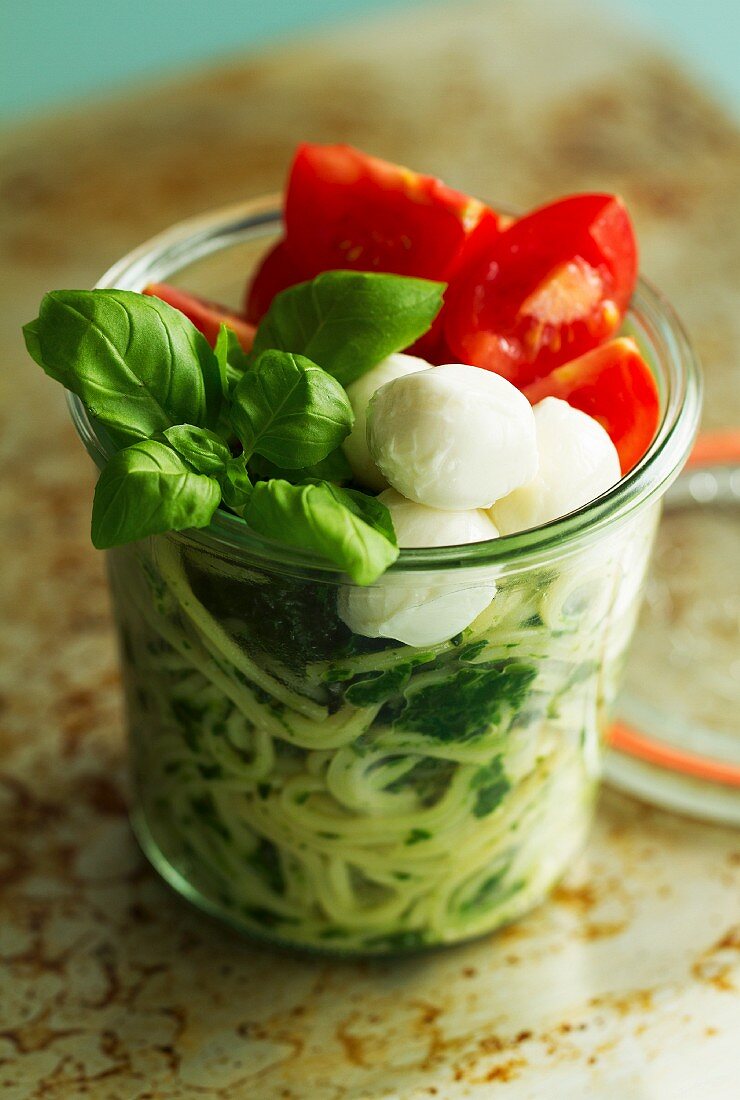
[490,397,621,535]
[337,489,499,647]
[377,489,499,548]
[367,363,538,510]
[342,353,431,490]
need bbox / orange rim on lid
[607,430,740,817]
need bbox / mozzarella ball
[367,363,538,510]
[342,353,431,490]
[490,397,621,535]
[378,489,500,548]
[338,489,499,646]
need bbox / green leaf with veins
[302,479,398,546]
[162,424,233,474]
[214,323,253,391]
[245,478,398,585]
[248,447,352,485]
[253,271,445,386]
[230,349,353,468]
[91,439,221,548]
[162,424,251,512]
[22,277,434,567]
[23,290,223,446]
[221,460,252,512]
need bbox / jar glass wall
[69,200,701,954]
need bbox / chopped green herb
[405,828,432,845]
[394,662,537,742]
[190,795,231,842]
[345,664,413,707]
[471,758,510,818]
[248,839,285,895]
[363,929,427,952]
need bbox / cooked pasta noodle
[112,508,658,953]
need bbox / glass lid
[607,431,740,825]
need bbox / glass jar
[68,197,702,954]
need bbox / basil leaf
[163,424,232,473]
[214,323,252,391]
[245,479,398,584]
[23,289,223,446]
[248,447,352,485]
[91,439,221,549]
[221,460,253,512]
[162,424,252,512]
[302,479,398,547]
[230,350,353,468]
[253,271,445,386]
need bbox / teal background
[2,0,739,122]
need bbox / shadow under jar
[69,197,702,954]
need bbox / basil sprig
[91,439,222,549]
[248,448,352,485]
[24,290,223,446]
[24,269,445,583]
[214,324,251,391]
[246,480,398,585]
[162,425,252,512]
[253,271,445,386]
[230,349,353,468]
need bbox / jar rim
[67,195,703,579]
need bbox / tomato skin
[143,283,256,351]
[244,240,305,323]
[243,144,501,331]
[283,142,499,281]
[523,337,659,474]
[444,194,638,387]
[408,206,501,359]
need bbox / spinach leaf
[24,290,223,446]
[344,664,412,707]
[244,478,398,585]
[386,757,456,805]
[190,793,231,841]
[405,828,431,845]
[91,438,221,548]
[394,662,537,742]
[362,929,427,952]
[471,758,510,817]
[253,271,445,387]
[459,869,509,914]
[230,350,353,468]
[457,640,489,663]
[186,560,354,671]
[247,839,285,895]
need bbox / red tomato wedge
[445,194,638,387]
[244,144,500,329]
[144,283,256,352]
[244,240,305,323]
[283,142,500,281]
[523,337,660,474]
